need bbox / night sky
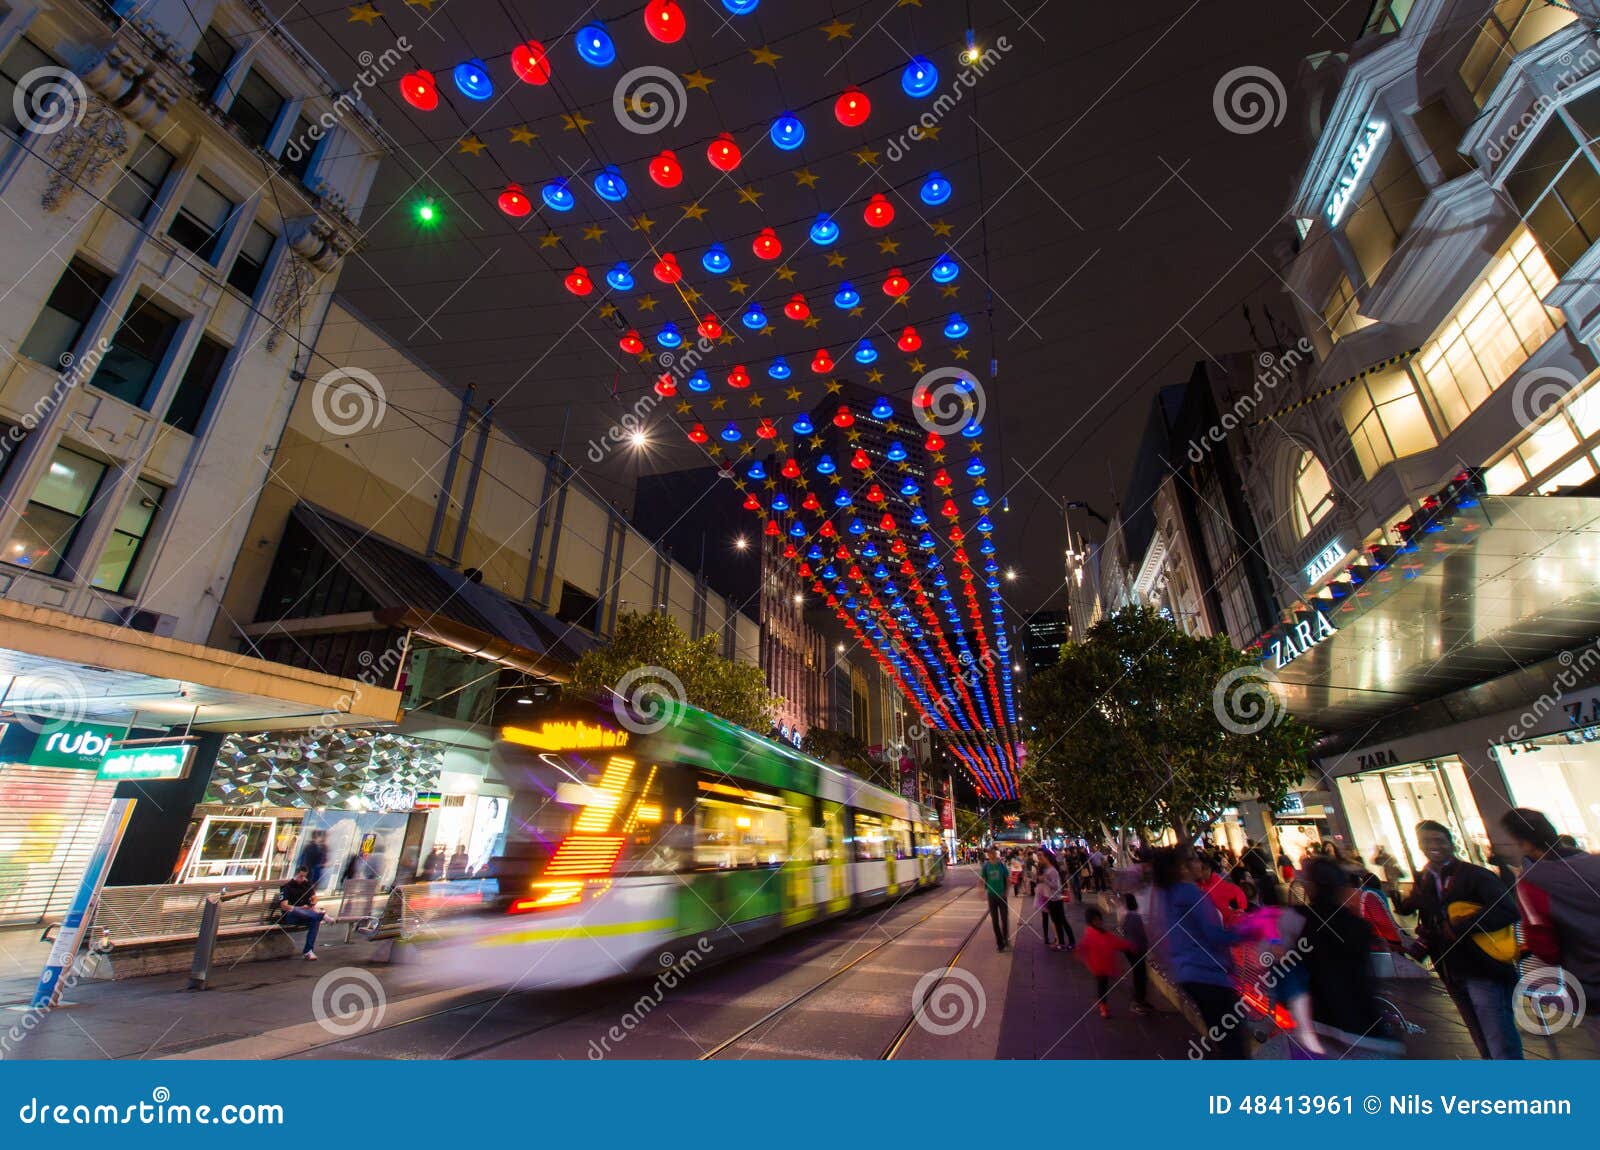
[268,0,1367,616]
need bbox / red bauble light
[897,325,922,353]
[697,315,723,340]
[933,468,952,487]
[783,293,810,321]
[727,365,751,389]
[812,349,835,374]
[752,227,782,260]
[743,493,762,511]
[400,70,439,111]
[707,133,742,172]
[801,492,821,511]
[619,329,645,354]
[511,41,551,85]
[866,484,885,503]
[819,522,837,538]
[879,513,897,532]
[941,499,961,518]
[764,520,781,537]
[497,183,531,217]
[756,418,777,439]
[882,268,910,296]
[834,87,870,127]
[564,267,593,296]
[654,374,677,397]
[833,404,854,427]
[913,388,934,409]
[649,150,683,188]
[850,449,871,471]
[781,458,802,479]
[925,431,945,451]
[688,423,709,443]
[644,0,686,43]
[653,253,682,283]
[863,193,895,228]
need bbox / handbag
[1446,900,1519,964]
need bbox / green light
[415,199,438,225]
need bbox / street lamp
[734,536,748,551]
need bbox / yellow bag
[1447,900,1518,964]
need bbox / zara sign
[1324,119,1387,227]
[1270,610,1338,670]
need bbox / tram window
[891,819,914,860]
[617,764,688,875]
[694,791,787,869]
[852,812,889,861]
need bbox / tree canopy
[1020,605,1314,841]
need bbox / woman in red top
[1357,872,1404,949]
[1080,906,1136,1017]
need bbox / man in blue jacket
[1152,846,1246,1057]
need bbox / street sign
[31,798,136,1009]
[97,742,194,781]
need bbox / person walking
[296,830,328,888]
[1080,907,1135,1017]
[1120,892,1152,1014]
[1151,846,1247,1058]
[1035,851,1075,950]
[1299,859,1403,1058]
[1501,808,1600,1030]
[1399,820,1522,1059]
[981,848,1011,952]
[1008,851,1025,897]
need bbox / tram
[422,696,946,989]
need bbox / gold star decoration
[793,168,820,189]
[508,125,538,145]
[725,277,750,295]
[892,294,910,308]
[854,146,882,166]
[899,0,923,7]
[750,45,782,67]
[581,224,606,242]
[682,69,715,93]
[681,286,702,304]
[865,369,884,385]
[969,441,983,455]
[953,345,971,361]
[918,122,942,142]
[877,237,901,255]
[538,231,561,249]
[736,184,764,206]
[562,112,594,133]
[784,386,803,402]
[636,294,659,312]
[846,427,862,442]
[774,439,790,455]
[825,379,844,394]
[931,451,946,464]
[347,3,381,24]
[941,284,960,299]
[710,395,728,411]
[930,218,954,237]
[825,251,848,269]
[635,351,654,366]
[718,331,737,346]
[676,400,693,416]
[907,357,927,374]
[630,213,657,234]
[809,435,824,449]
[802,315,821,329]
[848,305,865,318]
[885,420,901,434]
[681,201,709,222]
[775,263,797,282]
[820,19,855,40]
[457,134,487,155]
[598,302,618,319]
[759,324,775,337]
[748,392,765,408]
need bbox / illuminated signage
[97,743,194,781]
[1275,792,1306,815]
[1270,610,1338,669]
[1303,539,1348,587]
[1324,119,1387,227]
[27,722,121,769]
[501,722,631,752]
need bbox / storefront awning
[0,599,402,731]
[1266,494,1600,729]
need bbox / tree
[954,806,989,847]
[568,611,777,733]
[801,727,891,788]
[1020,604,1315,843]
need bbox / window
[1291,450,1336,536]
[1414,98,1470,180]
[281,115,318,182]
[163,335,229,434]
[1321,275,1373,342]
[188,26,235,100]
[1340,369,1439,479]
[106,138,176,221]
[1459,0,1577,106]
[850,811,889,861]
[1344,137,1428,284]
[1484,367,1600,492]
[1412,230,1562,431]
[228,69,284,148]
[0,37,55,136]
[88,295,182,407]
[693,785,787,869]
[18,258,111,366]
[226,222,275,297]
[91,478,163,593]
[1,446,106,576]
[556,582,600,632]
[1504,116,1600,276]
[167,178,236,263]
[1363,0,1413,37]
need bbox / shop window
[1412,230,1561,431]
[1321,274,1372,342]
[17,257,112,366]
[0,445,107,576]
[1336,757,1489,881]
[1495,737,1600,850]
[106,137,177,222]
[1344,137,1428,285]
[87,294,182,408]
[1484,451,1529,493]
[1537,454,1595,491]
[188,25,235,101]
[163,334,229,435]
[281,115,318,182]
[1290,449,1335,536]
[1413,97,1470,179]
[693,789,787,869]
[1339,368,1439,479]
[226,222,275,298]
[0,37,56,137]
[91,477,163,594]
[1459,0,1577,106]
[1502,117,1600,276]
[167,178,237,264]
[228,68,285,148]
[556,581,600,632]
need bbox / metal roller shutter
[0,764,119,926]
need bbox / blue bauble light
[816,454,836,474]
[577,22,616,66]
[720,421,742,442]
[767,357,791,379]
[806,545,824,560]
[972,489,991,506]
[966,459,986,476]
[900,478,919,497]
[453,59,493,101]
[770,113,805,151]
[961,420,984,438]
[790,522,807,538]
[834,282,860,309]
[853,340,878,364]
[771,494,790,512]
[920,172,951,206]
[723,0,760,13]
[944,313,969,339]
[931,255,960,283]
[887,441,907,462]
[792,413,815,435]
[809,213,840,246]
[701,244,731,274]
[834,488,852,507]
[741,303,767,329]
[687,371,711,392]
[747,461,767,480]
[902,56,938,98]
[848,519,866,535]
[605,263,635,292]
[592,166,628,202]
[656,323,683,348]
[541,178,575,211]
[870,396,894,420]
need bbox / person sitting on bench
[275,868,328,961]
